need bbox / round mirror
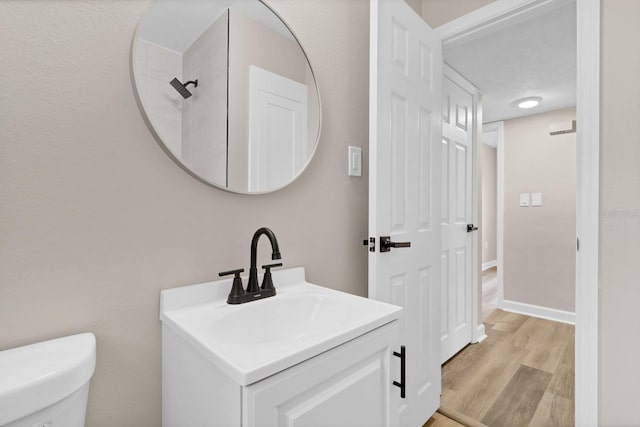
[132,0,321,194]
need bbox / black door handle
[467,224,478,233]
[393,345,406,399]
[380,236,411,252]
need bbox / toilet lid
[0,333,96,425]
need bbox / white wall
[0,1,370,425]
[503,107,576,313]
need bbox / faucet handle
[260,263,282,291]
[261,263,283,270]
[219,268,245,304]
[219,268,244,277]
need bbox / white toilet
[0,333,96,427]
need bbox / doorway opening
[434,0,599,424]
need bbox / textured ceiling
[443,0,576,124]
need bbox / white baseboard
[482,260,497,271]
[473,323,487,343]
[501,299,575,325]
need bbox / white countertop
[160,267,402,385]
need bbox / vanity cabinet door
[242,321,400,427]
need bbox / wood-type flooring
[425,268,573,426]
[439,308,575,426]
[424,411,466,427]
[441,310,574,427]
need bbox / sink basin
[160,267,402,385]
[211,293,355,345]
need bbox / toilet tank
[0,333,96,427]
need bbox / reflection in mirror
[133,0,321,193]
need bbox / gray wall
[0,1,370,425]
[503,108,576,313]
[481,143,497,265]
[404,0,423,16]
[421,0,495,28]
[227,7,309,191]
[600,0,640,424]
[2,0,639,425]
[181,10,228,185]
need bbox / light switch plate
[532,192,542,207]
[520,193,530,207]
[348,146,362,177]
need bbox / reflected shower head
[170,78,198,99]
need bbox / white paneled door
[369,0,442,425]
[440,75,475,363]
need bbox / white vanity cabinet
[162,321,400,427]
[160,268,403,427]
[243,321,399,427]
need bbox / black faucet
[247,227,281,293]
[218,227,282,304]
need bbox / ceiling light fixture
[516,96,542,109]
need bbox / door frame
[436,0,600,425]
[443,64,486,345]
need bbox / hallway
[482,267,498,320]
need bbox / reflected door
[248,66,308,192]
